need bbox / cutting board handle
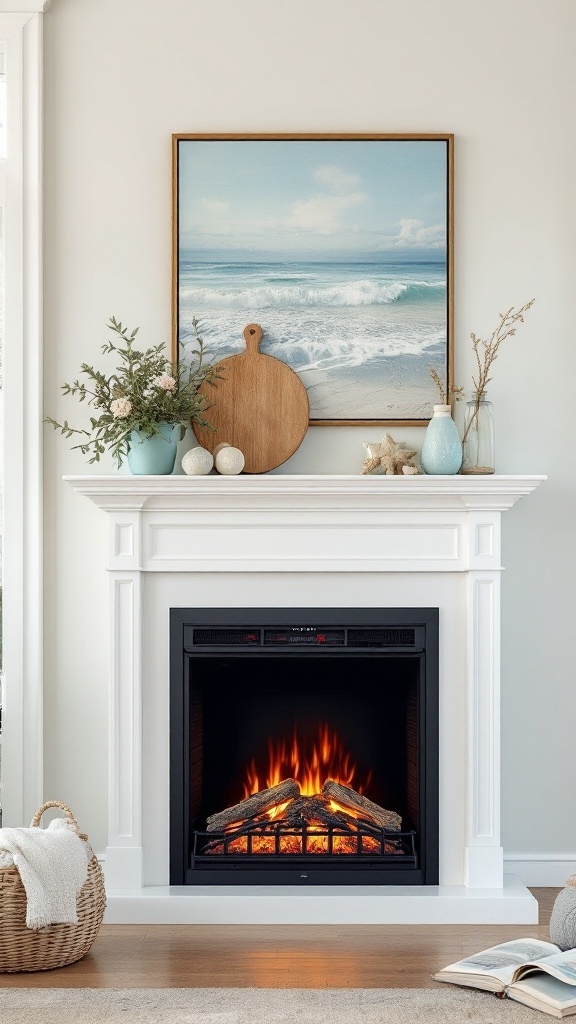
[243,323,263,353]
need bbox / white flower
[155,373,177,392]
[111,396,132,418]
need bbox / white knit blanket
[0,819,90,930]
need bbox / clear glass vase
[461,393,495,475]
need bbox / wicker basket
[0,800,107,972]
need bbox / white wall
[43,0,576,871]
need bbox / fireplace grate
[192,824,417,865]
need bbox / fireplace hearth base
[102,876,538,925]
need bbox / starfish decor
[362,433,418,475]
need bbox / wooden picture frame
[172,133,454,426]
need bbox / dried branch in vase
[461,299,535,445]
[429,367,463,406]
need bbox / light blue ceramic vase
[421,404,462,475]
[127,422,181,475]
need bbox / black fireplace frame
[170,607,439,886]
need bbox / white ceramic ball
[214,443,245,475]
[181,446,214,476]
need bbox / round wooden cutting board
[193,324,310,474]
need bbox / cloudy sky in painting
[178,139,447,259]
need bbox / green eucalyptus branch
[45,315,222,468]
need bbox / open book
[433,938,576,1017]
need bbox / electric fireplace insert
[170,608,439,885]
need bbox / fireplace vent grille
[348,628,416,647]
[192,628,261,646]
[188,626,418,648]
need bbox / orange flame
[242,723,372,801]
[204,723,401,856]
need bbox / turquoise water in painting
[178,255,447,419]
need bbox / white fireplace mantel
[66,473,544,573]
[66,472,543,510]
[65,474,545,924]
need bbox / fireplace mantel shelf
[64,473,545,513]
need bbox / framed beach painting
[172,133,453,425]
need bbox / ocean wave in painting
[177,256,446,395]
[179,258,447,373]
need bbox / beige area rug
[0,987,553,1023]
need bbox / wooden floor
[0,889,558,989]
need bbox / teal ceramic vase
[127,422,181,475]
[421,404,462,475]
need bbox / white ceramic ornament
[181,446,214,476]
[214,442,245,476]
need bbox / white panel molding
[469,511,500,568]
[143,520,461,573]
[109,510,142,570]
[1,8,43,826]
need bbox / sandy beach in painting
[178,257,448,421]
[300,358,439,420]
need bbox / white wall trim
[504,853,576,888]
[0,8,43,825]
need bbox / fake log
[206,778,299,833]
[283,795,354,832]
[322,779,402,831]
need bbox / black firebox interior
[170,608,439,886]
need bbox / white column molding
[465,570,502,887]
[463,511,502,886]
[105,569,144,888]
[1,8,43,826]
